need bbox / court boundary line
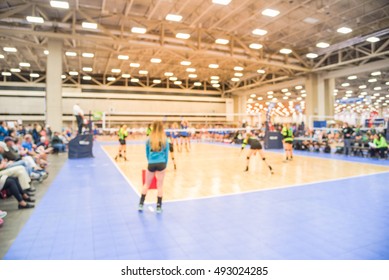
[163,170,389,204]
[98,140,389,204]
[203,141,389,168]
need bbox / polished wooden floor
[102,142,389,203]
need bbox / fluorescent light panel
[165,14,182,22]
[130,63,140,67]
[82,67,92,72]
[2,72,11,76]
[30,73,39,78]
[26,16,44,24]
[209,64,219,68]
[366,37,380,43]
[82,52,94,58]
[82,22,97,29]
[180,61,191,66]
[10,68,20,72]
[234,66,244,71]
[65,51,77,57]
[50,1,69,9]
[121,74,131,78]
[118,55,129,60]
[249,43,262,49]
[150,58,161,63]
[215,38,229,45]
[131,27,146,34]
[194,82,202,86]
[19,62,30,67]
[306,53,318,59]
[3,47,17,52]
[69,71,78,75]
[316,42,329,48]
[262,8,280,17]
[252,29,267,36]
[139,70,148,75]
[280,48,292,54]
[164,72,174,76]
[212,0,231,5]
[176,33,190,39]
[337,27,352,34]
[153,79,161,84]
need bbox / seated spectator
[2,137,48,181]
[36,136,53,156]
[0,121,8,141]
[0,154,32,191]
[369,133,388,159]
[0,176,35,209]
[51,132,66,153]
[22,134,47,167]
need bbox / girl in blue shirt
[138,121,169,213]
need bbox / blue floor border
[4,141,389,260]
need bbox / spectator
[51,132,66,153]
[0,152,32,191]
[32,123,41,144]
[0,176,35,209]
[370,133,388,159]
[0,121,8,141]
[342,122,354,156]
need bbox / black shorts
[284,140,293,144]
[250,142,262,150]
[119,139,126,145]
[147,163,167,172]
[169,145,174,153]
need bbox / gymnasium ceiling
[0,0,389,107]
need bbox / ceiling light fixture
[82,52,94,58]
[262,8,280,17]
[50,1,69,9]
[249,43,263,49]
[176,33,190,39]
[252,29,268,36]
[316,42,330,48]
[165,14,182,22]
[26,16,44,24]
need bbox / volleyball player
[166,124,177,170]
[171,122,181,152]
[241,132,273,173]
[138,121,169,213]
[180,119,190,152]
[281,123,294,162]
[114,124,128,161]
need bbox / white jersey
[73,104,83,116]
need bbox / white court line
[101,141,389,203]
[100,144,141,197]
[204,141,389,168]
[163,170,389,204]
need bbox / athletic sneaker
[156,206,162,213]
[244,166,249,172]
[30,172,40,180]
[0,210,7,219]
[138,204,144,212]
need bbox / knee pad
[247,156,250,160]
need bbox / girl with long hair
[138,121,169,213]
